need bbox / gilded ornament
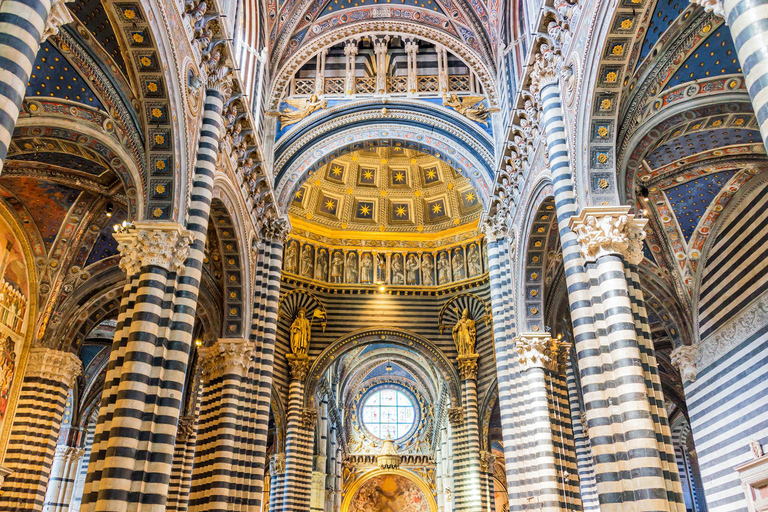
[442,93,490,125]
[279,94,328,126]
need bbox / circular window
[361,386,417,440]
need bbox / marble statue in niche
[315,248,328,281]
[438,252,450,284]
[377,253,387,283]
[453,308,477,356]
[452,247,466,280]
[360,252,373,284]
[289,308,311,357]
[467,243,481,277]
[406,254,419,285]
[331,251,344,283]
[300,244,314,277]
[346,252,358,283]
[391,253,404,285]
[285,240,299,273]
[421,253,434,285]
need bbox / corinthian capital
[258,215,290,243]
[114,222,194,277]
[198,338,254,380]
[529,44,562,98]
[568,206,647,264]
[42,0,75,42]
[515,333,570,373]
[670,345,699,383]
[25,348,82,388]
[689,0,725,17]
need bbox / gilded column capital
[568,206,648,264]
[479,450,495,473]
[515,333,570,374]
[113,221,194,278]
[670,344,699,383]
[25,347,82,388]
[198,338,254,380]
[301,408,318,429]
[176,416,196,441]
[457,354,479,381]
[286,354,311,382]
[42,0,75,42]
[447,406,464,426]
[689,0,725,17]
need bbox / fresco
[349,474,429,512]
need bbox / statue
[452,248,466,280]
[279,94,327,126]
[391,254,404,285]
[422,254,434,285]
[289,308,311,357]
[346,252,358,283]
[315,249,328,281]
[377,253,387,283]
[285,241,299,273]
[438,252,450,284]
[467,244,481,276]
[331,251,344,283]
[300,245,313,277]
[452,308,476,356]
[361,253,373,283]
[406,254,419,284]
[442,93,490,125]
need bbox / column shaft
[167,417,198,512]
[281,378,315,512]
[43,446,85,512]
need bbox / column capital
[301,408,318,429]
[42,0,75,42]
[670,344,699,383]
[447,406,464,426]
[514,333,571,373]
[176,415,196,442]
[25,348,82,388]
[482,217,509,243]
[114,221,194,277]
[568,206,647,264]
[54,445,85,461]
[457,354,479,381]
[258,215,290,243]
[529,43,562,98]
[270,453,285,476]
[479,450,495,473]
[198,338,253,380]
[689,0,725,17]
[287,353,311,381]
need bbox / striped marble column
[189,338,254,511]
[0,348,81,511]
[534,60,685,511]
[81,65,233,512]
[452,357,484,512]
[0,0,74,171]
[268,453,285,512]
[281,359,315,512]
[167,416,198,512]
[479,451,496,512]
[42,445,85,512]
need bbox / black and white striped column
[281,359,315,512]
[0,348,81,511]
[42,445,85,512]
[167,416,198,512]
[452,356,484,512]
[0,0,73,172]
[81,66,232,512]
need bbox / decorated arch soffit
[274,107,495,212]
[268,22,499,109]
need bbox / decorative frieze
[568,206,648,264]
[514,333,570,374]
[53,445,85,462]
[24,348,82,388]
[670,345,700,383]
[114,222,194,277]
[699,292,768,368]
[198,339,254,380]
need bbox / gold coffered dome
[289,148,482,241]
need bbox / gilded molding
[569,206,648,264]
[114,221,194,277]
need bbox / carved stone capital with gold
[270,453,286,476]
[301,408,318,429]
[258,215,290,244]
[457,353,479,381]
[479,450,495,473]
[515,333,570,374]
[25,347,82,389]
[198,338,254,381]
[42,0,75,42]
[176,416,196,442]
[448,406,464,427]
[114,221,194,278]
[670,344,700,383]
[286,353,311,382]
[568,206,648,265]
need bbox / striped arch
[274,105,494,212]
[268,21,499,109]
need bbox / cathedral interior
[0,0,764,510]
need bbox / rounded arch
[268,22,499,109]
[274,106,494,211]
[341,468,438,512]
[303,328,461,409]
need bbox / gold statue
[442,93,490,125]
[452,308,477,356]
[280,94,328,126]
[289,308,311,357]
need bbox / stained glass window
[361,387,416,440]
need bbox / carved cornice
[25,348,82,388]
[114,222,194,277]
[514,333,570,374]
[198,338,253,380]
[568,206,648,264]
[670,344,699,383]
[54,445,86,460]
